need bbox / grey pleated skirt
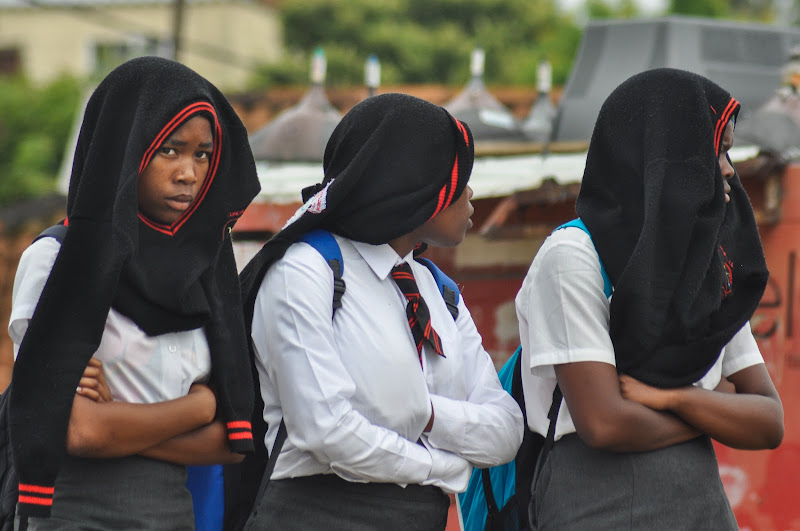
[530,434,738,531]
[244,473,450,531]
[16,455,195,531]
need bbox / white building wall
[0,1,282,90]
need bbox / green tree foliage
[586,0,639,19]
[249,0,585,88]
[669,0,730,18]
[669,0,776,22]
[0,75,81,206]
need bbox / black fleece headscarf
[576,68,768,388]
[237,94,473,480]
[240,93,474,307]
[9,56,259,518]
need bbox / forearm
[426,393,523,467]
[668,386,783,450]
[620,365,784,450]
[581,401,700,453]
[140,420,244,465]
[556,362,700,453]
[67,392,215,458]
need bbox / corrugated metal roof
[252,145,759,204]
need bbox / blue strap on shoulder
[299,229,346,314]
[298,229,344,276]
[415,257,460,320]
[555,218,613,298]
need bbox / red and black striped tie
[391,262,445,364]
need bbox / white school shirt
[515,227,765,441]
[251,235,523,493]
[8,237,211,404]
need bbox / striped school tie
[390,262,445,363]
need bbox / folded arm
[140,420,245,465]
[620,363,783,450]
[67,383,216,458]
[425,303,523,468]
[556,361,700,452]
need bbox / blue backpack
[457,218,612,531]
[222,229,462,530]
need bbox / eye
[159,147,177,156]
[196,150,212,160]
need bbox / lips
[166,194,194,211]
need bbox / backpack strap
[298,229,347,315]
[532,384,563,486]
[555,218,613,298]
[251,419,286,514]
[415,257,460,321]
[32,223,68,245]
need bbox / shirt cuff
[419,437,471,493]
[425,394,466,454]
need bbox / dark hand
[76,357,113,402]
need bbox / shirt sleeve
[526,232,616,377]
[720,321,764,377]
[425,300,524,469]
[8,237,61,358]
[252,244,460,488]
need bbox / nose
[175,157,198,184]
[719,153,735,180]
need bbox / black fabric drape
[576,68,768,388]
[10,56,259,517]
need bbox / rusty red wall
[714,164,800,531]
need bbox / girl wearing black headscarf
[239,93,523,529]
[8,57,259,528]
[516,68,783,528]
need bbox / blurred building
[249,48,342,163]
[0,0,282,91]
[554,16,800,142]
[444,48,526,143]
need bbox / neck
[388,234,418,258]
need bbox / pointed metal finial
[365,54,381,97]
[311,47,326,85]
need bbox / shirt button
[168,344,177,353]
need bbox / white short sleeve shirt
[515,227,764,441]
[8,237,211,404]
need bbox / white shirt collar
[351,240,411,281]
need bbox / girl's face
[415,185,475,248]
[138,115,214,225]
[719,121,735,204]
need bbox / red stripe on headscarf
[430,118,469,219]
[713,98,738,157]
[454,119,470,145]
